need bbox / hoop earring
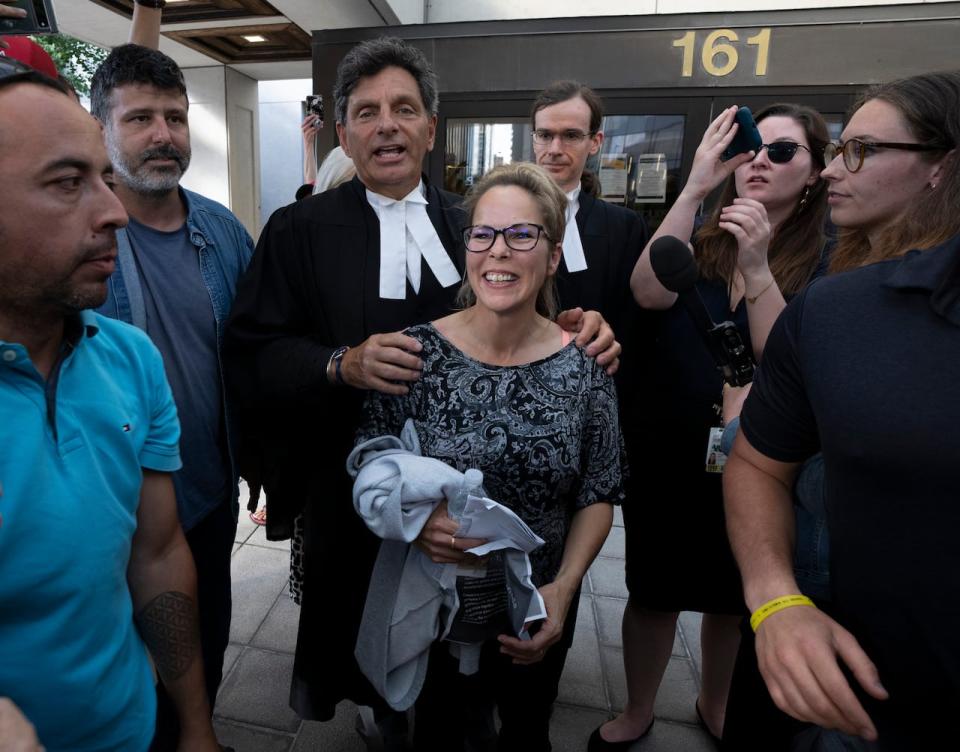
[798,185,811,212]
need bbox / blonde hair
[456,162,567,319]
[312,146,357,195]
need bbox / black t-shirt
[740,236,960,699]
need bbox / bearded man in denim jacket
[90,44,254,745]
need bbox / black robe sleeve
[223,185,369,538]
[225,202,338,407]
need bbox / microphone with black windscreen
[649,235,755,387]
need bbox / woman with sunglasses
[721,71,960,752]
[353,162,623,751]
[590,104,830,750]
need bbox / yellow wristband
[750,594,815,632]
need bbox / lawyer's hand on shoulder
[337,331,424,395]
[555,306,621,374]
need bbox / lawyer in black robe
[224,175,466,719]
[554,189,649,442]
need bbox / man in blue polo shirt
[0,72,219,751]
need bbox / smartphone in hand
[305,94,324,128]
[0,0,57,35]
[721,106,762,162]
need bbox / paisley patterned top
[356,323,626,585]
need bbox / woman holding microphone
[593,103,830,749]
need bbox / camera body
[721,106,762,162]
[0,0,57,35]
[708,320,755,386]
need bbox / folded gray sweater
[347,419,544,711]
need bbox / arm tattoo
[134,591,200,681]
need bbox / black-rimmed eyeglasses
[824,138,943,173]
[462,223,553,253]
[757,141,811,164]
[532,129,595,146]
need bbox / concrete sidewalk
[213,490,717,751]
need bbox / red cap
[0,36,58,79]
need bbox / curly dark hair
[90,44,187,123]
[333,37,438,124]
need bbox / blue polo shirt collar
[62,311,100,349]
[0,311,100,370]
[76,309,100,338]
[882,235,960,327]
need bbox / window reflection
[445,111,843,232]
[446,114,686,231]
[587,114,685,230]
[824,115,844,141]
[445,118,532,195]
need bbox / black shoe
[586,718,654,751]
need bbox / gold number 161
[672,28,771,78]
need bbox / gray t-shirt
[127,217,229,530]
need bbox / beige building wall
[428,0,956,22]
[180,67,262,239]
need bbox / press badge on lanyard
[705,426,728,473]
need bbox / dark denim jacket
[97,187,254,523]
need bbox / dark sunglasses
[756,141,811,164]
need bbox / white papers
[635,153,668,204]
[455,493,547,626]
[456,493,544,555]
[599,153,630,204]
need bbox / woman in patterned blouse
[355,162,625,752]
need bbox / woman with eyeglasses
[822,79,960,274]
[590,103,830,751]
[353,162,623,752]
[720,70,960,752]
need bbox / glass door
[432,92,853,231]
[444,117,532,194]
[587,113,687,231]
[436,95,707,232]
